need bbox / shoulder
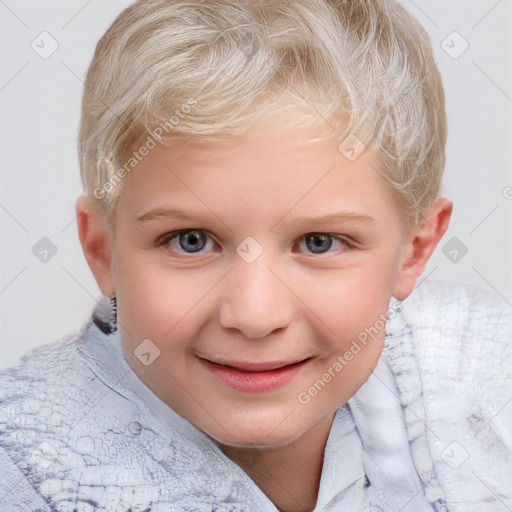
[387,277,511,381]
[0,324,96,509]
[0,322,100,451]
[384,278,512,511]
[0,326,89,419]
[0,320,91,387]
[399,276,510,331]
[0,296,117,434]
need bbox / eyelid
[157,229,218,247]
[157,230,219,259]
[158,227,213,241]
[296,232,355,253]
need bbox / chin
[211,430,298,450]
[196,409,310,450]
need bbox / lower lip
[200,358,309,393]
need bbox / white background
[1,0,511,369]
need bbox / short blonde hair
[78,0,446,231]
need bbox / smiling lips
[200,358,311,393]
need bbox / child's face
[102,104,413,448]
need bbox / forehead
[116,104,401,228]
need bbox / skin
[76,102,452,512]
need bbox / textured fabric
[0,278,510,511]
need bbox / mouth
[198,357,312,393]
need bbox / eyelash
[156,229,355,257]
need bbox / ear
[393,197,453,301]
[75,195,116,298]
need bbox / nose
[219,256,294,340]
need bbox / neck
[219,412,335,512]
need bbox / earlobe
[393,198,453,301]
[75,195,116,298]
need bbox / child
[1,1,510,511]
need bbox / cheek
[307,266,393,385]
[116,269,206,396]
[115,260,216,351]
[318,266,394,337]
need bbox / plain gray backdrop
[1,0,511,369]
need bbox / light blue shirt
[0,278,510,511]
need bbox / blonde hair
[78,0,446,231]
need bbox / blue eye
[298,233,349,255]
[161,230,215,254]
[158,230,351,256]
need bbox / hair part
[78,0,446,233]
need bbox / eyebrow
[282,211,376,227]
[136,207,375,226]
[137,208,198,223]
